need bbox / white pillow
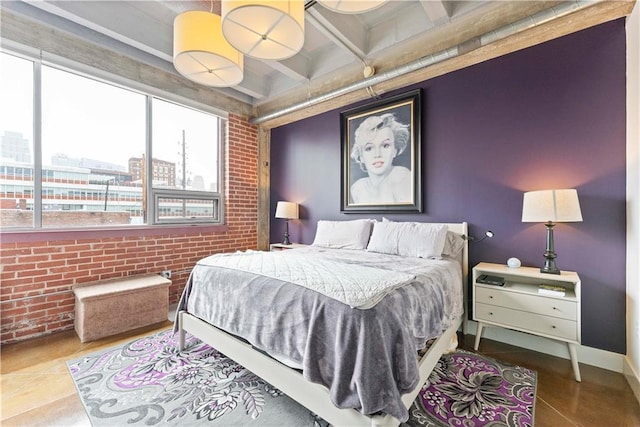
[312,219,374,250]
[368,221,448,258]
[366,221,400,255]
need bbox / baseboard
[467,320,624,373]
[623,356,640,404]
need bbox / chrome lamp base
[282,220,291,245]
[541,221,560,274]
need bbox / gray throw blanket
[174,247,463,422]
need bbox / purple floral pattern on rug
[67,329,325,425]
[67,330,536,426]
[408,350,536,427]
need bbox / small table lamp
[522,189,583,274]
[275,201,299,245]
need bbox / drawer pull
[489,312,493,316]
[552,325,557,329]
[489,296,494,299]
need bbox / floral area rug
[406,349,537,427]
[67,329,536,426]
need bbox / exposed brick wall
[0,113,259,344]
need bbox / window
[0,51,225,230]
[0,53,34,226]
[41,65,146,228]
[151,98,221,224]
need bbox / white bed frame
[178,222,468,427]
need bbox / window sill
[0,223,229,243]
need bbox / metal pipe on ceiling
[250,0,594,125]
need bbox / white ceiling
[1,0,635,126]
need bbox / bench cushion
[73,274,171,342]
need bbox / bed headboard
[443,222,469,333]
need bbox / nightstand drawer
[476,286,577,321]
[475,303,578,341]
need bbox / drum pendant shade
[173,11,244,87]
[317,0,388,14]
[221,1,305,60]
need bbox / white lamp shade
[173,11,244,87]
[522,189,583,223]
[317,0,388,14]
[275,201,299,219]
[221,1,305,60]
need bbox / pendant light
[221,1,305,61]
[173,11,244,87]
[317,0,388,14]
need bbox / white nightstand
[269,243,308,251]
[472,262,582,381]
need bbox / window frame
[1,47,226,232]
[153,190,222,225]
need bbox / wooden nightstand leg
[568,343,581,382]
[474,322,484,351]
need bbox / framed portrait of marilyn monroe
[340,89,422,213]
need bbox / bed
[175,220,468,426]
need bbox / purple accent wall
[270,20,627,353]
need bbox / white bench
[73,274,171,343]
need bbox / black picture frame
[340,89,422,213]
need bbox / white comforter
[197,250,416,309]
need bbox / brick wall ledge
[0,224,229,243]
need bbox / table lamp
[522,189,582,274]
[275,201,299,245]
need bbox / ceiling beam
[263,55,310,82]
[419,0,450,24]
[306,6,368,61]
[253,0,635,129]
[229,71,268,100]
